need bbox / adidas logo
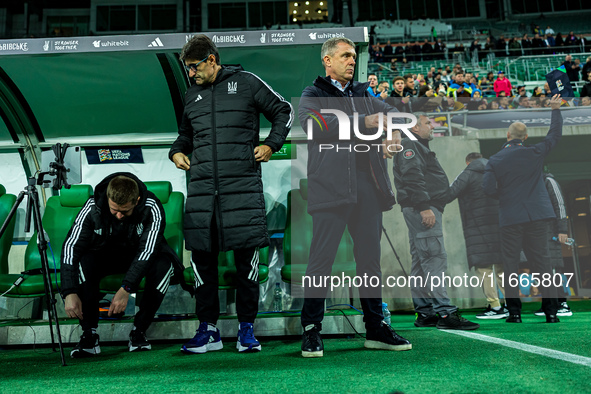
[208,336,216,343]
[148,37,164,47]
[195,94,202,102]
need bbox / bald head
[508,122,528,141]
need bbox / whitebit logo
[309,32,317,40]
[94,229,102,235]
[93,40,101,48]
[43,41,50,51]
[148,37,164,47]
[260,33,267,43]
[195,94,203,102]
[228,82,238,94]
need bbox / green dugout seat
[0,184,17,275]
[281,179,356,284]
[183,247,270,290]
[99,181,184,293]
[0,185,93,297]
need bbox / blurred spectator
[509,37,521,57]
[522,34,532,56]
[480,72,495,96]
[377,81,390,101]
[494,71,513,97]
[484,37,495,56]
[581,96,591,106]
[563,55,580,83]
[367,73,380,97]
[496,35,507,55]
[423,39,433,61]
[383,40,393,61]
[532,86,544,97]
[404,74,416,97]
[466,90,486,110]
[582,57,591,79]
[387,76,411,112]
[517,96,532,109]
[498,96,510,109]
[555,33,564,48]
[544,33,555,53]
[488,100,500,110]
[545,26,556,36]
[532,33,546,55]
[566,31,578,51]
[447,72,472,98]
[581,71,591,97]
[440,70,451,83]
[434,39,446,60]
[394,44,404,61]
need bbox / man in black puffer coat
[169,35,293,354]
[448,153,506,319]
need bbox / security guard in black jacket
[393,113,480,330]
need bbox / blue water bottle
[382,302,391,326]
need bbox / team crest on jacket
[403,149,415,159]
[228,81,237,94]
[136,223,144,236]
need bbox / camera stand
[0,144,73,366]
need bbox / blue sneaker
[236,322,261,352]
[181,322,223,354]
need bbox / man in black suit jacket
[483,95,563,323]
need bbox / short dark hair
[403,74,413,81]
[180,34,220,65]
[107,175,139,205]
[465,152,483,163]
[393,76,405,84]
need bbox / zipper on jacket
[211,85,225,251]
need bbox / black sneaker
[301,324,323,358]
[506,314,522,323]
[436,311,480,330]
[557,302,573,317]
[71,330,100,358]
[129,329,151,352]
[534,308,545,316]
[414,313,439,327]
[476,305,509,320]
[546,314,560,323]
[365,321,412,351]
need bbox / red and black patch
[403,149,415,159]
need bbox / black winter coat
[298,76,397,213]
[60,172,180,296]
[393,137,449,213]
[544,173,568,268]
[483,109,562,227]
[169,65,293,252]
[448,158,502,268]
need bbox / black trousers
[191,219,259,324]
[301,172,384,330]
[78,250,173,332]
[500,219,559,315]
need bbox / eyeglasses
[184,55,209,73]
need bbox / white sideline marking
[443,330,591,368]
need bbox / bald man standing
[483,94,563,323]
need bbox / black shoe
[301,325,323,358]
[71,330,100,358]
[534,308,545,316]
[436,311,480,330]
[129,329,151,352]
[546,314,560,323]
[414,313,439,327]
[476,305,509,319]
[506,314,522,323]
[365,321,412,351]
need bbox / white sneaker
[557,302,573,317]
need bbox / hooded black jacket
[169,65,293,252]
[299,76,397,213]
[393,136,450,213]
[60,172,180,297]
[447,158,502,268]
